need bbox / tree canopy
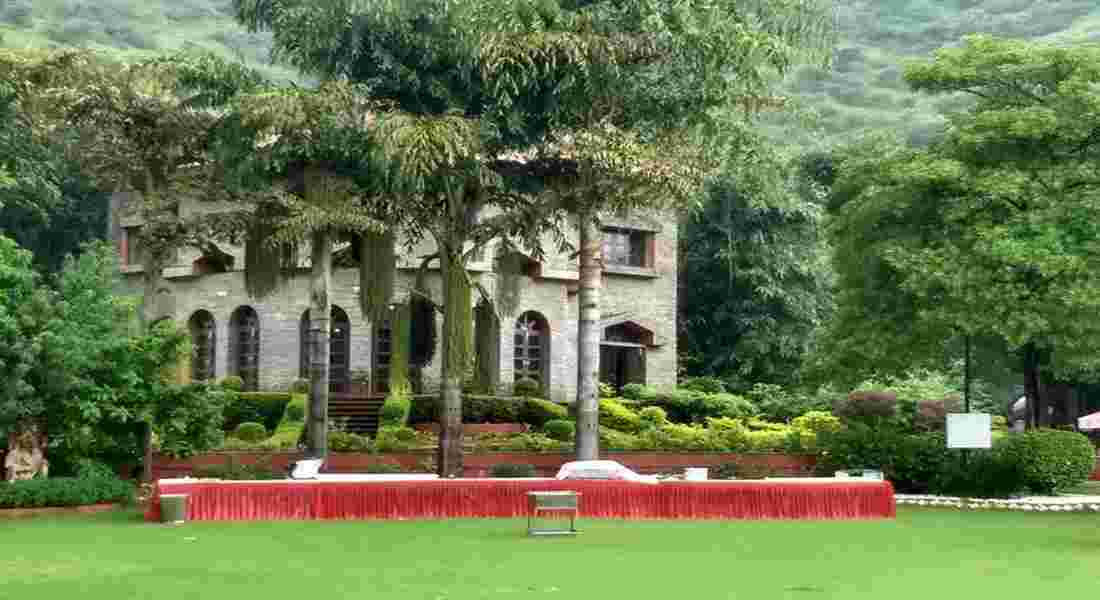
[823,36,1100,423]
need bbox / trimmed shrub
[380,391,412,427]
[639,424,710,451]
[621,383,658,401]
[0,477,133,509]
[289,378,309,394]
[234,422,268,442]
[639,406,669,429]
[705,417,749,451]
[74,459,116,480]
[225,392,294,432]
[373,426,421,452]
[702,393,757,420]
[1001,429,1096,494]
[791,411,841,435]
[599,398,643,433]
[257,425,303,451]
[329,431,372,452]
[598,382,618,398]
[463,395,519,423]
[745,429,792,452]
[220,376,244,392]
[518,398,568,428]
[599,426,640,450]
[543,419,576,441]
[283,395,306,423]
[489,463,537,478]
[501,433,567,452]
[513,378,541,398]
[680,376,726,394]
[648,389,704,423]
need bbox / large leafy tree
[680,146,833,389]
[0,236,226,476]
[825,36,1100,426]
[0,50,107,273]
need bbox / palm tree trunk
[307,229,332,458]
[437,251,467,477]
[575,211,602,461]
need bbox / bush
[329,431,372,452]
[489,463,537,478]
[373,426,421,452]
[0,477,133,509]
[790,411,840,433]
[745,384,832,423]
[256,425,303,451]
[621,383,658,401]
[639,406,669,429]
[463,395,519,423]
[224,392,294,432]
[705,417,749,451]
[156,382,230,458]
[518,398,568,428]
[639,424,710,451]
[380,391,412,427]
[648,389,704,423]
[513,378,541,398]
[289,378,310,394]
[680,376,726,394]
[234,422,268,442]
[599,426,640,450]
[833,390,898,424]
[598,382,618,398]
[74,459,116,480]
[283,395,306,423]
[599,399,643,432]
[500,433,567,452]
[543,419,576,441]
[702,393,757,420]
[1001,429,1096,494]
[220,376,244,392]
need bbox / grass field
[5,508,1100,599]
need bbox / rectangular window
[602,228,649,268]
[123,226,145,266]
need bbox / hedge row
[0,477,133,509]
[223,392,301,432]
[409,396,566,427]
[818,426,1096,496]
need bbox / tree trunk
[575,212,602,461]
[437,251,467,477]
[307,229,332,458]
[141,255,165,482]
[1023,342,1043,430]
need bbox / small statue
[4,425,49,481]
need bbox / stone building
[110,194,677,404]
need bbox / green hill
[3,0,1099,144]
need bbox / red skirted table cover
[145,478,895,522]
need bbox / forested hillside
[3,1,1098,143]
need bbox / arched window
[373,319,393,395]
[188,310,216,382]
[514,311,549,387]
[229,306,260,391]
[299,306,352,389]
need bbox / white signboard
[946,413,992,449]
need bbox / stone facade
[113,196,677,402]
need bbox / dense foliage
[0,236,226,471]
[0,476,133,508]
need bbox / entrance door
[599,344,646,391]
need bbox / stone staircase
[328,393,385,436]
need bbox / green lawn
[5,509,1100,599]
